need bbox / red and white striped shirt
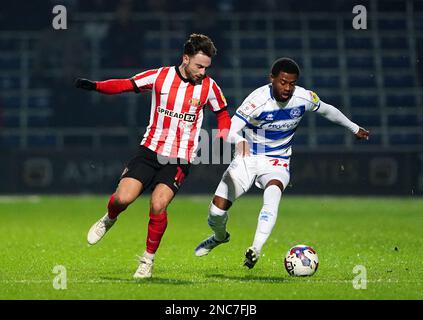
[131,66,227,162]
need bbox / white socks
[207,202,228,241]
[143,251,155,261]
[252,185,282,254]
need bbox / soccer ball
[284,244,319,276]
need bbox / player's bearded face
[183,52,211,84]
[271,72,298,102]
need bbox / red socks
[107,194,127,219]
[107,193,168,255]
[146,211,168,254]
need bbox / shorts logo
[289,107,302,119]
[120,167,129,178]
[157,106,197,122]
[173,166,185,189]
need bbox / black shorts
[120,145,190,194]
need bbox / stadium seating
[0,2,421,151]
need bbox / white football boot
[87,213,116,245]
[194,232,230,257]
[133,256,154,279]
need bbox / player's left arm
[316,101,369,140]
[214,108,231,140]
[207,81,231,140]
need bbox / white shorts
[215,155,290,202]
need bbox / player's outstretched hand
[74,78,96,91]
[355,127,370,140]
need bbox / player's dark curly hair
[271,57,300,77]
[183,33,217,57]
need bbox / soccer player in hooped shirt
[194,57,369,269]
[75,34,231,279]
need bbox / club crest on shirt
[290,107,302,119]
[189,98,201,107]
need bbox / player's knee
[150,199,168,215]
[212,195,232,211]
[265,179,284,192]
[114,192,136,207]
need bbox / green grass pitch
[0,195,422,300]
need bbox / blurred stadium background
[0,0,422,196]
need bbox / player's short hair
[183,33,217,58]
[271,57,300,77]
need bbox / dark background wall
[1,149,420,195]
[0,0,422,195]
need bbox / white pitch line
[0,196,41,203]
[1,279,423,284]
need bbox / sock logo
[259,211,273,222]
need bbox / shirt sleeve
[316,100,360,134]
[207,80,227,112]
[131,69,159,92]
[306,90,322,112]
[234,100,262,124]
[226,115,248,144]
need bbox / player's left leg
[244,158,290,269]
[244,179,284,269]
[134,163,189,279]
[134,183,175,279]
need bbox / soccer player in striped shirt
[75,34,231,279]
[194,57,369,269]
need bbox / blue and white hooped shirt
[235,84,321,158]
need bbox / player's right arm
[226,116,250,156]
[226,98,263,157]
[227,91,268,156]
[74,69,159,95]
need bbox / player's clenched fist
[355,127,370,140]
[74,78,96,91]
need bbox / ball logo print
[284,245,319,276]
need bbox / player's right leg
[195,156,255,256]
[194,196,232,257]
[87,178,143,245]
